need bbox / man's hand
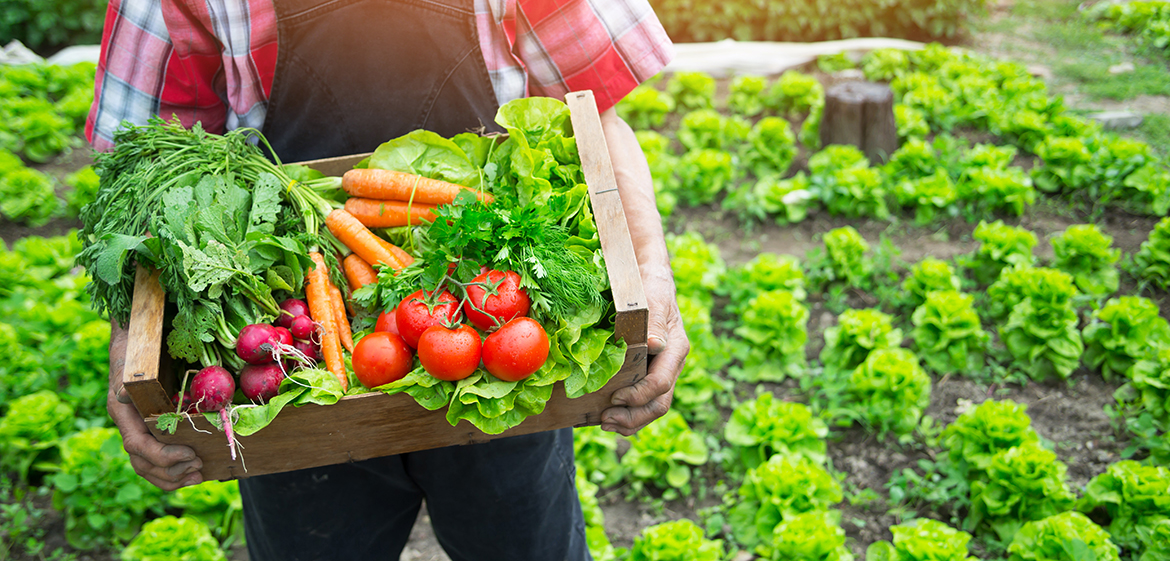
[108,321,203,490]
[597,108,689,436]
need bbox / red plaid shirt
[86,0,673,150]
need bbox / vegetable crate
[122,91,649,480]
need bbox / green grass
[1055,62,1170,99]
[1136,113,1170,159]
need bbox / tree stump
[820,81,898,164]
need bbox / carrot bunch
[340,169,494,228]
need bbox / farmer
[91,0,688,559]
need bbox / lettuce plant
[962,143,1017,170]
[666,71,716,111]
[820,226,871,287]
[1133,216,1170,290]
[620,410,709,496]
[820,308,903,375]
[727,454,843,550]
[1083,296,1170,381]
[800,103,823,150]
[64,165,100,218]
[0,390,74,481]
[902,258,961,308]
[678,109,750,151]
[575,425,624,487]
[48,427,164,549]
[810,147,889,218]
[765,510,853,561]
[895,104,930,140]
[998,268,1083,381]
[617,85,676,130]
[676,148,736,205]
[1117,163,1170,216]
[674,295,732,422]
[166,480,244,547]
[121,516,226,561]
[724,392,827,471]
[637,130,680,218]
[729,75,767,116]
[942,399,1040,478]
[863,48,913,81]
[967,220,1037,285]
[731,289,809,382]
[895,170,958,225]
[741,116,797,178]
[985,266,1064,321]
[667,231,727,304]
[720,252,806,315]
[884,138,939,182]
[1051,224,1120,296]
[865,518,976,561]
[848,348,932,437]
[958,166,1035,217]
[1126,346,1170,429]
[756,173,816,225]
[576,472,618,561]
[1031,136,1094,193]
[1076,460,1170,555]
[0,167,61,226]
[766,71,824,117]
[1007,512,1120,561]
[629,519,723,561]
[968,441,1077,542]
[818,53,856,73]
[912,290,988,375]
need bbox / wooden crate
[121,91,649,480]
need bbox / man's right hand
[109,321,203,491]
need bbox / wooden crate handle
[565,91,649,347]
[123,265,172,417]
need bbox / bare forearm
[599,108,670,277]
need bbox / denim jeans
[239,428,589,561]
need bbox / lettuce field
[5,3,1170,560]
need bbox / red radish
[293,338,321,361]
[277,299,311,328]
[190,366,235,412]
[273,326,294,346]
[237,324,285,364]
[240,363,286,403]
[290,315,315,340]
[171,391,195,413]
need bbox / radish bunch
[173,299,321,411]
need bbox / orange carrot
[328,282,354,353]
[306,252,348,391]
[374,236,415,268]
[344,197,438,227]
[343,254,378,291]
[326,209,404,269]
[342,168,494,205]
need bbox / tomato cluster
[351,269,550,388]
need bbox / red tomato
[375,310,399,335]
[464,270,530,332]
[482,317,549,382]
[396,289,462,348]
[352,332,413,388]
[418,324,482,382]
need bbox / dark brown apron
[262,0,502,162]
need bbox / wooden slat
[123,265,172,417]
[150,344,647,480]
[565,91,649,347]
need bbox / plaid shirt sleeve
[86,0,276,151]
[477,0,674,112]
